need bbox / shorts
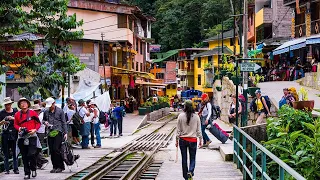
[71,124,79,138]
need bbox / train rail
[67,115,176,180]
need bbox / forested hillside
[123,0,237,51]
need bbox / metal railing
[233,125,306,180]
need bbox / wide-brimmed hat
[31,104,42,111]
[45,97,55,108]
[3,97,14,106]
[18,97,31,109]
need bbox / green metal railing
[233,125,306,180]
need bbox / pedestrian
[43,97,68,173]
[176,100,202,180]
[295,57,304,80]
[78,99,91,149]
[279,88,295,108]
[89,100,101,148]
[31,104,49,170]
[198,93,212,147]
[0,97,19,174]
[86,99,95,147]
[108,104,117,137]
[254,90,271,124]
[66,103,80,146]
[228,95,242,125]
[14,97,41,179]
[113,102,124,136]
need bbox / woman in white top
[228,94,242,125]
[176,100,202,180]
[89,100,101,148]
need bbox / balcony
[311,19,320,35]
[295,24,306,38]
[255,8,273,28]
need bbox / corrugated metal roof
[152,50,179,63]
[203,29,235,42]
[193,46,233,58]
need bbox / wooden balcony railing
[311,19,320,35]
[295,24,306,38]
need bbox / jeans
[18,137,38,175]
[48,131,65,170]
[295,69,304,80]
[81,136,89,148]
[90,122,95,145]
[94,123,101,146]
[1,134,18,172]
[200,116,210,144]
[179,138,197,180]
[110,119,118,135]
[118,117,123,135]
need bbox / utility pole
[242,0,249,127]
[101,33,107,92]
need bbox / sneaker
[82,146,91,149]
[40,161,49,170]
[55,168,63,173]
[187,172,193,180]
[50,169,56,173]
[24,175,30,179]
[228,135,233,141]
[13,170,19,174]
[109,134,112,137]
[74,154,80,161]
[205,140,212,147]
[94,145,101,148]
[31,171,37,177]
[5,171,9,174]
[119,134,123,136]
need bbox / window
[136,62,139,71]
[136,39,139,52]
[198,74,201,85]
[198,58,201,68]
[208,56,212,64]
[156,73,164,79]
[132,61,134,70]
[118,14,127,28]
[172,85,176,89]
[140,63,143,72]
[128,17,133,31]
[230,38,234,46]
[140,41,143,54]
[147,43,150,53]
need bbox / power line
[83,22,128,32]
[83,14,116,24]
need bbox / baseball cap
[45,97,55,108]
[201,93,208,101]
[255,90,262,94]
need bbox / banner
[150,44,161,52]
[165,61,177,84]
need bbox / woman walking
[176,100,202,180]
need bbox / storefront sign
[150,44,161,52]
[165,61,177,84]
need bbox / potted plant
[204,63,212,72]
[248,72,264,97]
[214,69,220,81]
[226,63,234,79]
[231,67,241,85]
[220,64,228,76]
[292,87,314,112]
[216,86,222,91]
[138,106,147,115]
[143,101,152,113]
[202,82,213,88]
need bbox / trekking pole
[175,146,178,163]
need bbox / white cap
[45,97,55,108]
[89,100,96,105]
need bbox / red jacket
[14,109,40,131]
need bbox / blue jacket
[113,106,124,120]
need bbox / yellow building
[192,29,239,96]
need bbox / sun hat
[45,97,55,108]
[18,97,31,109]
[2,97,14,106]
[31,104,42,111]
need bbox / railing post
[236,128,240,169]
[233,126,236,163]
[242,136,247,180]
[262,152,266,180]
[252,144,257,180]
[279,166,284,180]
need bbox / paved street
[258,81,320,115]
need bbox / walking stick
[175,145,178,163]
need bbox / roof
[177,48,210,51]
[203,29,235,42]
[193,46,233,58]
[152,50,179,63]
[273,37,306,55]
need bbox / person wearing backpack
[43,97,68,174]
[108,104,117,137]
[228,95,242,125]
[254,90,271,124]
[89,100,101,148]
[77,99,91,149]
[113,102,124,136]
[0,97,19,175]
[198,93,212,147]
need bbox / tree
[0,0,85,99]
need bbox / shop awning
[110,66,156,80]
[135,81,168,86]
[306,34,320,45]
[273,37,306,55]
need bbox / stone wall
[298,64,320,90]
[215,77,278,126]
[137,108,171,129]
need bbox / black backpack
[61,141,80,166]
[98,110,107,124]
[72,107,84,131]
[250,96,271,113]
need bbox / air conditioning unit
[72,75,80,82]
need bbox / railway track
[67,116,176,180]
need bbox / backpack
[288,87,298,101]
[72,107,84,131]
[61,141,80,166]
[250,96,272,113]
[111,111,118,120]
[98,110,107,124]
[238,94,247,114]
[206,102,220,121]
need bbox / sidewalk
[258,81,320,115]
[0,112,144,180]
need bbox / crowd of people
[0,96,125,179]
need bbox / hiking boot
[187,172,193,180]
